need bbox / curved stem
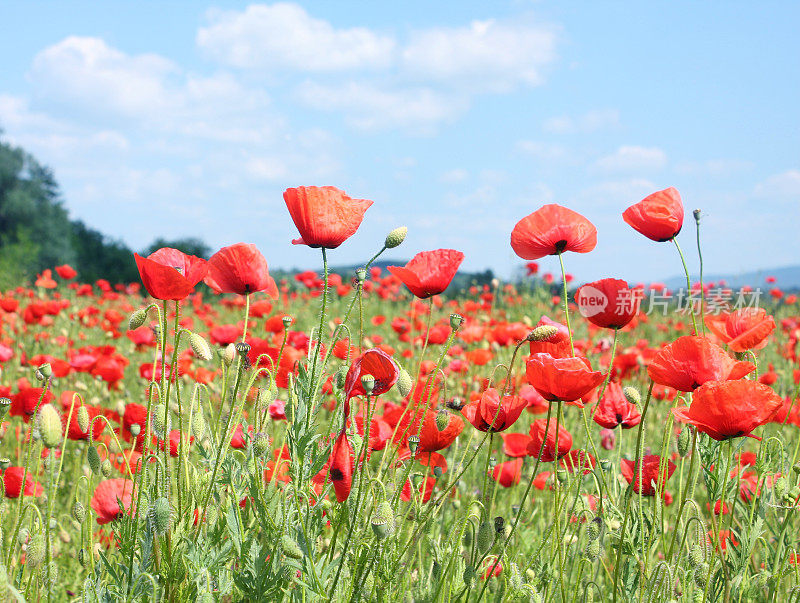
[673,238,698,333]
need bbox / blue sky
[1,1,798,283]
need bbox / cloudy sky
[1,1,798,283]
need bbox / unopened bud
[87,446,101,475]
[281,534,304,559]
[151,497,171,535]
[77,406,90,434]
[689,544,704,567]
[385,226,407,249]
[586,517,601,541]
[221,344,236,366]
[774,476,789,501]
[622,386,641,406]
[191,410,206,440]
[72,501,86,524]
[190,332,213,361]
[477,521,495,553]
[253,433,270,457]
[677,426,691,457]
[129,307,148,330]
[101,459,112,478]
[435,409,449,431]
[527,325,558,342]
[38,404,62,449]
[152,404,170,439]
[396,369,413,397]
[584,537,601,560]
[27,533,45,568]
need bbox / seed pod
[190,332,213,361]
[38,404,62,449]
[371,501,395,539]
[396,369,413,398]
[0,397,10,420]
[361,374,376,395]
[87,446,101,475]
[477,520,495,553]
[151,497,171,535]
[72,501,86,524]
[281,534,304,560]
[449,314,464,331]
[129,307,148,330]
[408,435,420,456]
[27,533,46,568]
[37,363,52,380]
[385,226,407,249]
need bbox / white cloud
[197,3,395,72]
[543,109,619,134]
[674,158,754,176]
[401,18,557,92]
[595,145,667,173]
[514,140,569,161]
[440,168,468,183]
[754,169,800,199]
[30,36,179,118]
[295,81,465,132]
[579,178,658,209]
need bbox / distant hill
[664,264,800,291]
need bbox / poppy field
[1,185,799,602]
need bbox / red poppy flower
[204,243,278,297]
[620,455,676,496]
[328,430,354,502]
[704,308,776,353]
[647,336,755,392]
[134,248,208,301]
[395,408,464,451]
[525,353,604,403]
[91,478,135,524]
[10,387,55,419]
[591,382,641,429]
[491,458,523,487]
[400,476,436,503]
[461,387,527,433]
[35,269,57,288]
[501,432,533,457]
[575,278,639,330]
[672,380,783,441]
[510,204,597,260]
[3,467,43,498]
[527,418,572,462]
[344,349,400,411]
[622,187,683,242]
[388,249,465,299]
[55,264,77,280]
[284,186,373,249]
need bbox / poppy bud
[527,325,559,342]
[385,226,408,249]
[253,433,270,457]
[38,404,62,449]
[689,544,704,567]
[435,409,449,431]
[152,404,171,439]
[677,426,691,457]
[477,520,495,554]
[197,593,214,603]
[191,410,206,440]
[693,564,708,588]
[190,332,213,361]
[77,406,90,434]
[17,528,29,546]
[87,446,101,475]
[151,497,171,535]
[281,534,304,559]
[408,435,420,455]
[27,533,45,568]
[72,501,86,524]
[361,374,375,395]
[774,476,788,500]
[622,386,641,406]
[101,459,112,478]
[396,369,413,397]
[0,398,10,420]
[129,307,148,330]
[463,565,476,587]
[371,501,395,539]
[450,313,464,331]
[584,537,600,560]
[221,344,236,366]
